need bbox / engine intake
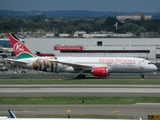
[91,67,108,77]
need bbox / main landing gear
[76,69,86,79]
[77,74,86,79]
[140,74,144,79]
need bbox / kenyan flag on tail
[7,33,37,59]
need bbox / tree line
[0,15,160,37]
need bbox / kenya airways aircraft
[7,33,157,78]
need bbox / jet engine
[91,66,109,77]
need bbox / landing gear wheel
[82,74,86,79]
[21,70,27,73]
[77,74,86,79]
[141,75,144,79]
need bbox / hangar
[23,38,160,63]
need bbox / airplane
[7,32,157,78]
[0,109,141,120]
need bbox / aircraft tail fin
[7,33,37,59]
[8,109,17,118]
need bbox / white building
[116,14,152,23]
[1,38,160,66]
[23,38,160,64]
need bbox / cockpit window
[148,62,151,65]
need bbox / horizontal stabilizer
[6,58,29,64]
[0,116,8,119]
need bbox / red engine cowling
[91,67,108,77]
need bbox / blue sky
[0,0,160,13]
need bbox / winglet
[8,109,17,118]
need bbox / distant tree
[135,30,141,37]
[26,21,37,31]
[73,18,86,26]
[122,23,139,33]
[54,32,60,36]
[30,15,46,23]
[93,19,105,31]
[77,23,92,33]
[66,26,75,34]
[86,19,94,25]
[104,17,118,32]
[37,22,45,29]
[0,15,160,37]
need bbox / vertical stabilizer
[8,109,17,118]
[7,33,37,59]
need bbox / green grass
[0,73,160,84]
[0,79,160,84]
[0,96,160,104]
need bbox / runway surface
[1,104,160,120]
[0,76,160,120]
[0,85,160,97]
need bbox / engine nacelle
[91,67,109,77]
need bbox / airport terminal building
[1,37,160,65]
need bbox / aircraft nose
[153,65,158,72]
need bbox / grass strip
[0,79,160,84]
[0,96,160,104]
[0,73,159,78]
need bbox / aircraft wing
[6,58,29,64]
[48,59,93,70]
